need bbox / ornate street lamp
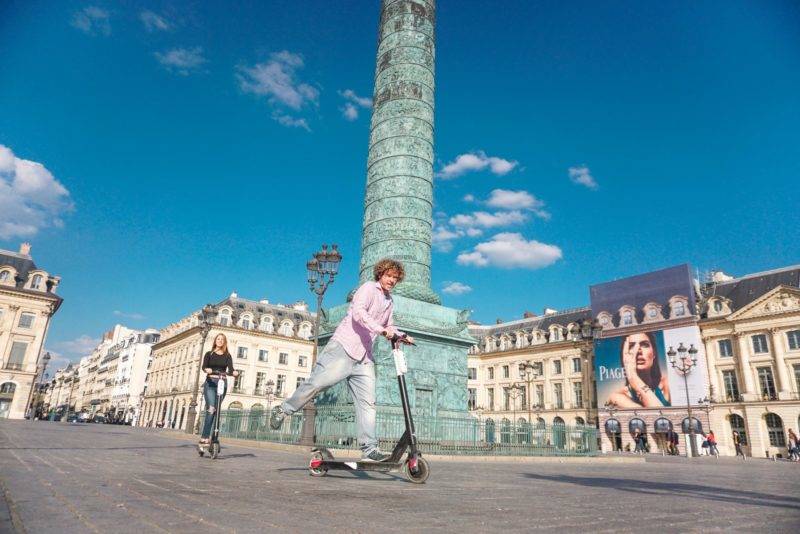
[300,244,342,446]
[185,304,218,434]
[668,342,699,457]
[264,379,275,411]
[26,351,51,421]
[516,361,540,426]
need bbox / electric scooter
[198,372,228,460]
[308,334,430,484]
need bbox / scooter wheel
[404,456,430,484]
[210,443,220,459]
[198,448,205,457]
[309,451,328,477]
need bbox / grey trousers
[281,341,377,454]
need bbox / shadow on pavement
[521,473,800,510]
[215,453,257,460]
[276,466,409,483]
[0,444,196,451]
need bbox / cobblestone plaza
[1,421,798,533]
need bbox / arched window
[500,418,511,444]
[654,417,673,433]
[605,418,621,434]
[219,311,231,327]
[629,418,646,434]
[31,274,43,290]
[713,300,723,312]
[0,383,16,395]
[622,310,633,326]
[674,301,685,317]
[228,401,243,411]
[298,323,312,340]
[550,328,561,342]
[729,414,747,445]
[553,416,565,426]
[681,417,703,434]
[485,418,495,443]
[575,416,585,426]
[261,315,274,333]
[536,417,546,428]
[241,315,252,330]
[279,321,293,337]
[250,404,264,412]
[765,413,785,447]
[0,270,10,282]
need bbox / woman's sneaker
[269,406,286,430]
[361,450,390,462]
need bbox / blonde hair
[212,333,229,355]
[373,258,405,282]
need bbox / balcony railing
[4,363,23,371]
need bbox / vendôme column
[359,0,439,305]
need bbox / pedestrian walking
[788,429,799,461]
[732,430,746,459]
[707,429,719,457]
[633,428,646,454]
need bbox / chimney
[711,271,734,282]
[543,307,558,315]
[19,242,31,256]
[523,311,536,318]
[230,291,238,299]
[259,299,270,305]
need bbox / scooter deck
[316,458,404,473]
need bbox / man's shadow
[522,473,800,510]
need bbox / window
[0,270,10,282]
[757,367,776,399]
[794,364,800,393]
[258,350,268,362]
[647,307,657,318]
[468,367,477,380]
[233,371,245,391]
[553,383,563,409]
[765,413,785,447]
[553,360,562,375]
[0,383,16,394]
[572,382,583,408]
[729,414,747,445]
[6,342,27,370]
[718,339,733,358]
[722,370,740,401]
[551,328,561,341]
[279,353,288,365]
[298,355,307,368]
[487,388,494,410]
[535,384,544,407]
[622,310,633,325]
[572,357,581,373]
[18,313,35,329]
[502,388,510,410]
[279,322,293,336]
[752,334,769,354]
[255,372,266,393]
[713,300,723,312]
[502,365,509,378]
[674,301,685,317]
[276,375,285,396]
[236,346,248,359]
[487,367,494,380]
[31,274,43,290]
[296,376,305,389]
[468,388,477,410]
[219,314,230,327]
[787,330,800,351]
[242,318,252,330]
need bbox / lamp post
[264,379,275,411]
[185,304,218,434]
[26,351,51,421]
[61,370,76,423]
[299,244,342,447]
[516,361,540,426]
[506,384,524,441]
[668,343,699,457]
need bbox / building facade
[0,243,62,419]
[140,293,314,430]
[467,307,598,433]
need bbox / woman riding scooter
[199,333,238,447]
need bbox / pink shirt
[331,281,401,361]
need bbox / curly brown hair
[373,258,405,282]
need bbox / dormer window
[279,321,293,337]
[622,310,633,326]
[0,270,10,283]
[713,300,723,312]
[31,274,43,290]
[242,318,252,330]
[674,302,685,316]
[219,311,231,327]
[550,328,561,342]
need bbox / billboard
[591,264,708,409]
[594,325,708,408]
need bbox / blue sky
[1,1,799,364]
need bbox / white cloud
[51,335,101,360]
[485,189,550,219]
[0,145,74,240]
[457,233,562,269]
[71,6,111,36]
[113,310,146,321]
[436,151,518,180]
[463,194,475,202]
[449,210,528,229]
[465,228,483,237]
[140,10,171,32]
[274,114,310,131]
[442,281,472,295]
[338,89,372,120]
[155,47,206,75]
[569,165,598,189]
[432,223,463,253]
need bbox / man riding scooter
[270,258,413,462]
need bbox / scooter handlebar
[390,333,415,348]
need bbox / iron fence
[205,406,599,457]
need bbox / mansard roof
[468,307,591,336]
[702,265,800,312]
[215,296,315,323]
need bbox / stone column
[360,0,439,304]
[770,328,791,399]
[735,332,757,401]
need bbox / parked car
[66,413,79,423]
[92,414,107,424]
[77,412,92,423]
